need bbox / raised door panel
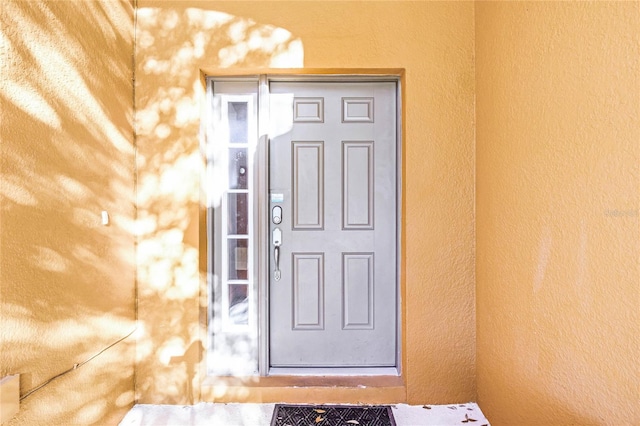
[292,141,324,230]
[342,141,374,230]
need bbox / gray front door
[268,81,397,368]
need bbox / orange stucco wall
[5,1,636,423]
[135,1,476,405]
[1,1,136,424]
[476,2,640,425]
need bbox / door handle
[274,246,281,281]
[273,228,282,281]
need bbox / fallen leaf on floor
[423,405,432,410]
[448,406,457,410]
[461,413,478,423]
[315,415,324,423]
[314,409,326,414]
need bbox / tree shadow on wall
[134,4,303,404]
[1,1,136,424]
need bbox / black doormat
[270,404,396,426]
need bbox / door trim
[257,74,403,376]
[204,71,403,378]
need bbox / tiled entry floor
[119,403,490,425]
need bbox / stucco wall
[476,2,640,425]
[135,1,476,404]
[4,1,636,422]
[0,1,136,424]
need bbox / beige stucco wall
[135,1,476,405]
[476,2,640,425]
[0,1,136,424]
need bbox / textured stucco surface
[0,1,136,424]
[476,2,640,425]
[134,1,476,405]
[7,1,637,423]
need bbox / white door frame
[206,73,403,377]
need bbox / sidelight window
[206,80,258,375]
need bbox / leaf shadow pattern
[134,3,303,404]
[1,0,136,424]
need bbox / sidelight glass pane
[209,83,258,375]
[228,284,249,325]
[227,239,248,280]
[228,102,248,144]
[229,148,248,189]
[227,193,248,235]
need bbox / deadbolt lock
[272,205,282,224]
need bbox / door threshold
[202,373,403,388]
[268,367,399,376]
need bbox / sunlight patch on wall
[2,1,133,155]
[134,4,304,403]
[1,177,38,206]
[218,24,303,68]
[73,400,108,425]
[138,7,303,73]
[31,246,69,272]
[2,302,135,361]
[158,337,186,366]
[1,82,62,129]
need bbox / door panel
[292,141,324,229]
[342,253,374,329]
[292,253,325,330]
[269,81,397,367]
[343,141,374,229]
